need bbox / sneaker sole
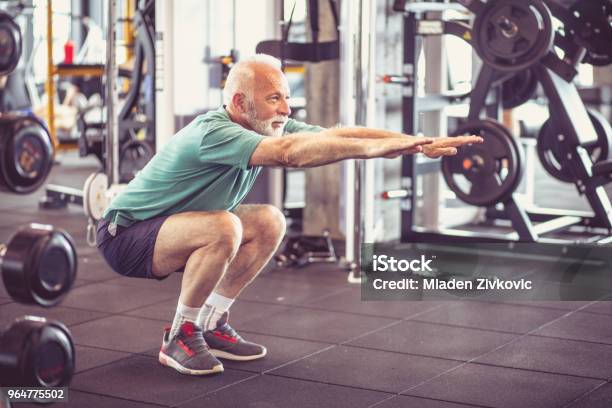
[210,348,267,361]
[158,351,224,375]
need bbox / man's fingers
[433,135,483,148]
[439,147,458,156]
[409,137,434,147]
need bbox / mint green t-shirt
[103,107,323,227]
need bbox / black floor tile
[238,307,397,343]
[69,315,166,353]
[76,256,123,282]
[582,300,612,316]
[348,320,516,361]
[179,374,390,408]
[474,335,612,379]
[74,345,132,373]
[303,287,446,318]
[270,345,459,393]
[470,299,593,312]
[105,272,183,293]
[373,395,484,408]
[262,263,352,286]
[566,382,612,408]
[60,281,176,313]
[237,275,349,306]
[406,363,601,408]
[71,355,254,406]
[0,302,109,329]
[533,311,612,344]
[17,390,165,408]
[413,301,566,334]
[200,332,331,373]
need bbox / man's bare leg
[152,210,243,374]
[215,204,286,299]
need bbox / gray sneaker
[204,312,267,361]
[159,321,223,375]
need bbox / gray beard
[246,103,284,137]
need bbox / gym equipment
[502,69,538,109]
[119,139,154,183]
[256,0,339,63]
[0,11,22,76]
[442,119,523,207]
[1,224,77,307]
[390,3,612,245]
[566,0,612,67]
[537,108,612,183]
[0,316,74,387]
[472,0,554,72]
[275,231,338,268]
[0,113,53,194]
[83,172,108,222]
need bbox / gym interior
[1,0,612,407]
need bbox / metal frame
[395,4,612,245]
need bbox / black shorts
[96,215,170,280]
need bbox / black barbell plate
[119,139,155,183]
[0,12,22,76]
[442,119,523,207]
[473,0,554,71]
[536,109,612,183]
[0,114,54,194]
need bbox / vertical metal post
[155,0,175,148]
[340,0,357,276]
[105,0,119,184]
[45,0,56,148]
[400,13,419,242]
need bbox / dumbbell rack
[393,0,612,244]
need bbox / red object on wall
[64,40,74,64]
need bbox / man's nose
[279,98,291,116]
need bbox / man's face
[244,67,291,137]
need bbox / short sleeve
[284,118,326,134]
[198,122,265,170]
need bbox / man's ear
[231,93,247,113]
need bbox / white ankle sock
[169,301,201,339]
[197,292,235,331]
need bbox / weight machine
[384,0,612,245]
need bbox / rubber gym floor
[1,152,612,408]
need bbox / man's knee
[211,211,243,257]
[258,205,286,242]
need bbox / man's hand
[373,137,435,159]
[421,135,483,158]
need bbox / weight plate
[537,109,612,183]
[0,316,74,387]
[119,139,154,183]
[442,119,523,206]
[1,224,77,307]
[83,172,108,221]
[0,12,22,76]
[0,114,54,194]
[567,0,612,67]
[502,68,538,109]
[473,0,554,71]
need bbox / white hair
[222,54,282,106]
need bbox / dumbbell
[1,224,77,307]
[0,113,54,194]
[0,316,75,387]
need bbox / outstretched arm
[311,126,483,158]
[249,132,434,168]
